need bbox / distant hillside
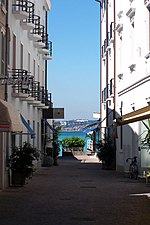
[54,119,98,131]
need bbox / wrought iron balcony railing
[12,0,34,20]
[20,1,35,30]
[28,15,42,40]
[11,69,33,96]
[10,69,52,107]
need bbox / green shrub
[62,136,85,148]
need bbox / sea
[58,130,90,156]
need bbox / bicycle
[126,156,138,179]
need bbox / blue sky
[48,0,100,120]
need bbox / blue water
[58,131,89,156]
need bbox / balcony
[11,69,33,99]
[21,19,35,30]
[33,25,45,48]
[12,0,33,20]
[20,2,34,30]
[42,41,53,60]
[28,15,42,41]
[45,91,53,108]
[27,82,52,108]
[34,40,45,48]
[11,70,51,107]
[35,31,53,60]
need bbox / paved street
[0,155,150,225]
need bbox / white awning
[0,99,23,132]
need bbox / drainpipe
[113,0,116,169]
[149,12,150,51]
[4,0,8,101]
[106,0,109,136]
[45,11,48,91]
[95,0,102,141]
[100,3,102,140]
[43,11,48,157]
[113,0,116,119]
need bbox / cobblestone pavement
[0,155,150,225]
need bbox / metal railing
[29,15,41,35]
[12,0,34,14]
[10,69,53,107]
[21,1,35,24]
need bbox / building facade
[100,0,150,174]
[0,0,53,189]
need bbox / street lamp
[95,0,102,140]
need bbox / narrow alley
[0,156,150,225]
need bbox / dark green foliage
[9,142,40,178]
[62,136,85,148]
[96,139,116,170]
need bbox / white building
[100,0,150,174]
[0,0,53,189]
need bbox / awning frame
[20,114,35,139]
[114,106,150,126]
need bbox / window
[102,87,108,103]
[28,52,30,72]
[110,78,114,96]
[13,34,16,69]
[38,65,40,82]
[33,59,35,79]
[110,22,114,40]
[33,120,35,147]
[1,33,5,76]
[37,122,40,150]
[20,43,23,69]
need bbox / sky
[48,0,100,120]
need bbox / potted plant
[9,142,40,186]
[96,138,116,170]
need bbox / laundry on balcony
[20,114,35,139]
[0,99,23,132]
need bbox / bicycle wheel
[132,164,138,179]
[129,165,133,178]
